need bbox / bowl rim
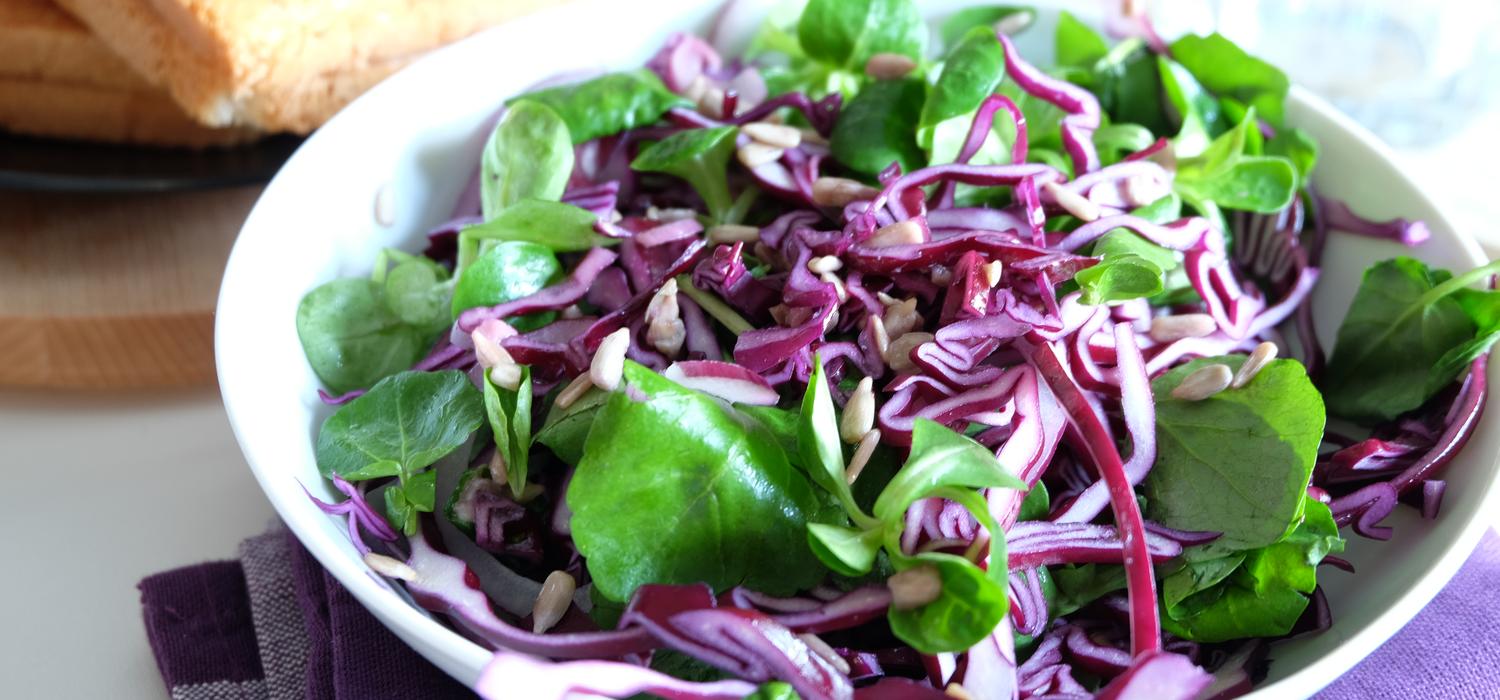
[215,2,1500,695]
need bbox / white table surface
[4,120,1496,699]
[0,388,274,697]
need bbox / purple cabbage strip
[317,388,365,405]
[1333,357,1488,534]
[857,162,1061,229]
[962,616,1018,699]
[1330,482,1398,540]
[304,475,397,557]
[1317,195,1431,247]
[1027,339,1162,657]
[1052,322,1155,523]
[1052,215,1210,253]
[473,651,756,700]
[1422,480,1447,520]
[647,32,723,93]
[997,34,1101,174]
[404,531,657,658]
[667,609,854,700]
[1006,521,1182,570]
[1093,651,1214,700]
[457,247,619,332]
[561,180,621,218]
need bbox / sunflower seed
[555,373,594,409]
[868,315,891,355]
[590,328,630,391]
[821,271,848,303]
[865,52,918,80]
[648,317,686,358]
[1043,180,1101,222]
[841,377,876,444]
[472,330,514,371]
[682,75,710,103]
[1233,341,1279,388]
[737,142,785,168]
[363,553,418,582]
[1171,364,1233,401]
[487,449,508,485]
[808,255,844,274]
[846,429,882,485]
[742,121,803,149]
[698,85,726,119]
[812,176,880,207]
[532,570,577,634]
[883,332,933,372]
[888,565,943,610]
[648,206,699,223]
[867,220,926,248]
[1148,313,1217,343]
[983,260,1005,288]
[883,298,923,339]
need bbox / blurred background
[1,0,1496,696]
[1154,0,1500,247]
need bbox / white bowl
[216,0,1500,696]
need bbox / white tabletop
[0,388,273,697]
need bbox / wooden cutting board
[0,186,260,388]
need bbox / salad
[294,1,1500,698]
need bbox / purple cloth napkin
[139,528,1500,699]
[139,529,472,700]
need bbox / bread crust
[0,77,260,146]
[0,0,152,89]
[52,0,559,133]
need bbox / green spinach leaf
[480,100,573,221]
[567,362,827,601]
[807,522,884,576]
[1145,355,1324,549]
[873,418,1026,522]
[1169,33,1289,126]
[1075,254,1165,305]
[1054,10,1108,69]
[458,199,613,271]
[798,357,872,525]
[483,366,533,497]
[1266,126,1319,183]
[1323,257,1500,423]
[886,551,1009,654]
[884,486,1009,653]
[831,77,927,176]
[744,682,800,700]
[315,370,486,482]
[1051,564,1127,617]
[1174,109,1296,213]
[1162,497,1343,642]
[1018,482,1050,521]
[1158,56,1223,157]
[796,0,927,69]
[631,126,738,223]
[451,240,561,326]
[509,69,688,144]
[534,386,608,465]
[940,6,1033,48]
[296,278,435,395]
[919,26,1005,142]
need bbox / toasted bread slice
[0,0,258,146]
[53,0,559,134]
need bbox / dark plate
[0,133,304,192]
